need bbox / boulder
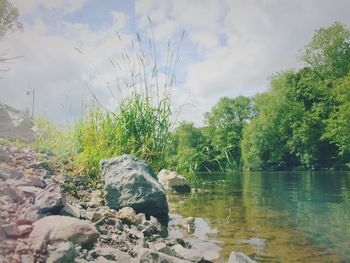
[0,103,35,142]
[137,248,191,263]
[101,155,168,222]
[157,169,191,193]
[228,252,257,263]
[29,216,99,251]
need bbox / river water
[168,171,350,262]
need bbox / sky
[1,0,350,126]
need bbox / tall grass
[49,24,183,179]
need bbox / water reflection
[168,171,350,262]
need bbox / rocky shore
[0,140,256,263]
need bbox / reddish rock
[29,216,99,251]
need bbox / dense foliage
[167,22,350,173]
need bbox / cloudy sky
[1,0,350,126]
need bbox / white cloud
[0,10,133,125]
[13,0,88,15]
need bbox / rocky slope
[0,139,256,263]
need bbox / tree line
[165,22,350,173]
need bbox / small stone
[35,183,64,215]
[105,218,115,225]
[47,242,77,263]
[179,217,195,234]
[154,242,167,251]
[114,218,123,231]
[86,207,113,222]
[91,247,135,262]
[87,190,103,208]
[17,225,33,236]
[137,248,191,263]
[172,244,203,262]
[60,203,81,218]
[157,169,191,193]
[125,227,144,240]
[159,246,175,257]
[115,207,137,224]
[2,223,18,237]
[96,225,109,235]
[20,254,35,263]
[135,213,146,225]
[149,216,161,230]
[141,224,158,237]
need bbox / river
[168,171,350,262]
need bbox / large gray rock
[157,169,191,193]
[29,216,99,251]
[228,252,257,263]
[101,155,169,222]
[0,103,35,142]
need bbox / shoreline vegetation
[33,22,350,182]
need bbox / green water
[168,172,350,262]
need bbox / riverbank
[0,140,256,263]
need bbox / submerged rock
[178,217,196,234]
[228,251,257,263]
[101,155,169,222]
[157,169,191,193]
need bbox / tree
[242,72,304,170]
[204,96,254,169]
[0,0,22,40]
[324,72,350,168]
[165,122,209,174]
[0,0,22,70]
[302,22,350,79]
[242,22,350,171]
